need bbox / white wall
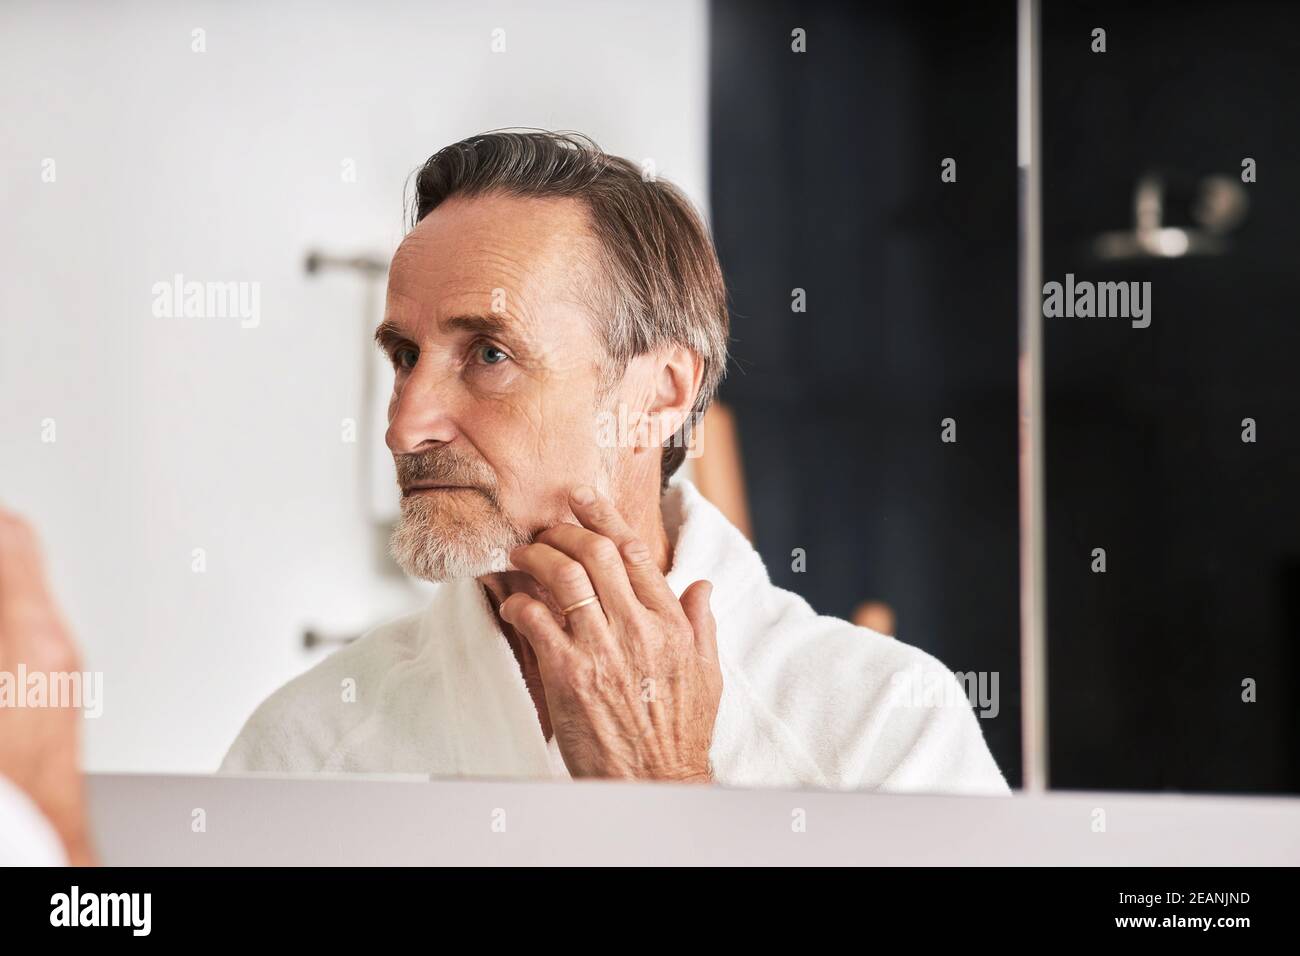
[0,0,710,772]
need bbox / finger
[568,486,677,613]
[509,542,607,630]
[679,580,719,664]
[0,509,55,613]
[0,510,74,668]
[499,593,569,660]
[535,523,640,618]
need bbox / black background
[709,0,1299,793]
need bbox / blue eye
[394,347,418,370]
[479,344,508,365]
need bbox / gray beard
[387,393,621,582]
[388,491,530,582]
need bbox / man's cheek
[498,393,561,465]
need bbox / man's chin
[394,548,511,583]
[388,513,519,582]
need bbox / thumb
[679,580,718,662]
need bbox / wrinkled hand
[500,486,722,782]
[0,508,95,865]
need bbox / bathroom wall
[0,0,710,772]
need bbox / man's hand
[500,486,722,782]
[0,508,95,865]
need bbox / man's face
[379,191,617,581]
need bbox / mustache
[395,450,499,501]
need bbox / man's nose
[384,368,460,455]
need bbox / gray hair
[408,129,730,486]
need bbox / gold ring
[560,595,600,615]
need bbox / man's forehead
[387,193,600,324]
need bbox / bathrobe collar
[410,478,756,781]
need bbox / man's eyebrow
[373,320,409,352]
[445,313,538,362]
[373,314,536,358]
[441,313,514,338]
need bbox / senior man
[222,131,1009,793]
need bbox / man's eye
[477,344,509,365]
[394,346,418,370]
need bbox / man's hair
[408,129,729,486]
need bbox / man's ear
[637,344,704,453]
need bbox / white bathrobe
[221,480,1010,794]
[0,774,66,865]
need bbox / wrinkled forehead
[386,192,604,331]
